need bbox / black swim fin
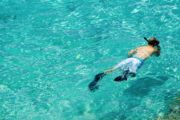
[114,70,129,82]
[88,72,106,91]
[114,75,127,82]
[88,80,99,91]
[94,72,106,82]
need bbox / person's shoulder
[137,45,146,49]
[154,45,161,51]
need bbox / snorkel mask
[144,37,160,46]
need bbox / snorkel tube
[144,37,149,43]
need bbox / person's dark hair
[147,37,160,46]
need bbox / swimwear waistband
[132,56,144,62]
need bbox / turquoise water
[0,0,180,120]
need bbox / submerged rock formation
[157,94,180,120]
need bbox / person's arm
[155,46,161,56]
[128,48,137,57]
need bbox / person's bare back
[129,45,159,60]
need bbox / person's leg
[113,58,141,82]
[88,64,121,91]
[89,58,132,91]
[88,63,121,91]
[127,59,142,78]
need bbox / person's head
[147,37,160,47]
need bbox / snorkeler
[89,37,161,91]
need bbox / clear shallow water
[0,0,179,120]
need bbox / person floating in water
[89,37,161,91]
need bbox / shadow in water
[100,76,169,120]
[100,111,126,120]
[0,14,16,23]
[123,76,169,97]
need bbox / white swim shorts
[113,57,144,73]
